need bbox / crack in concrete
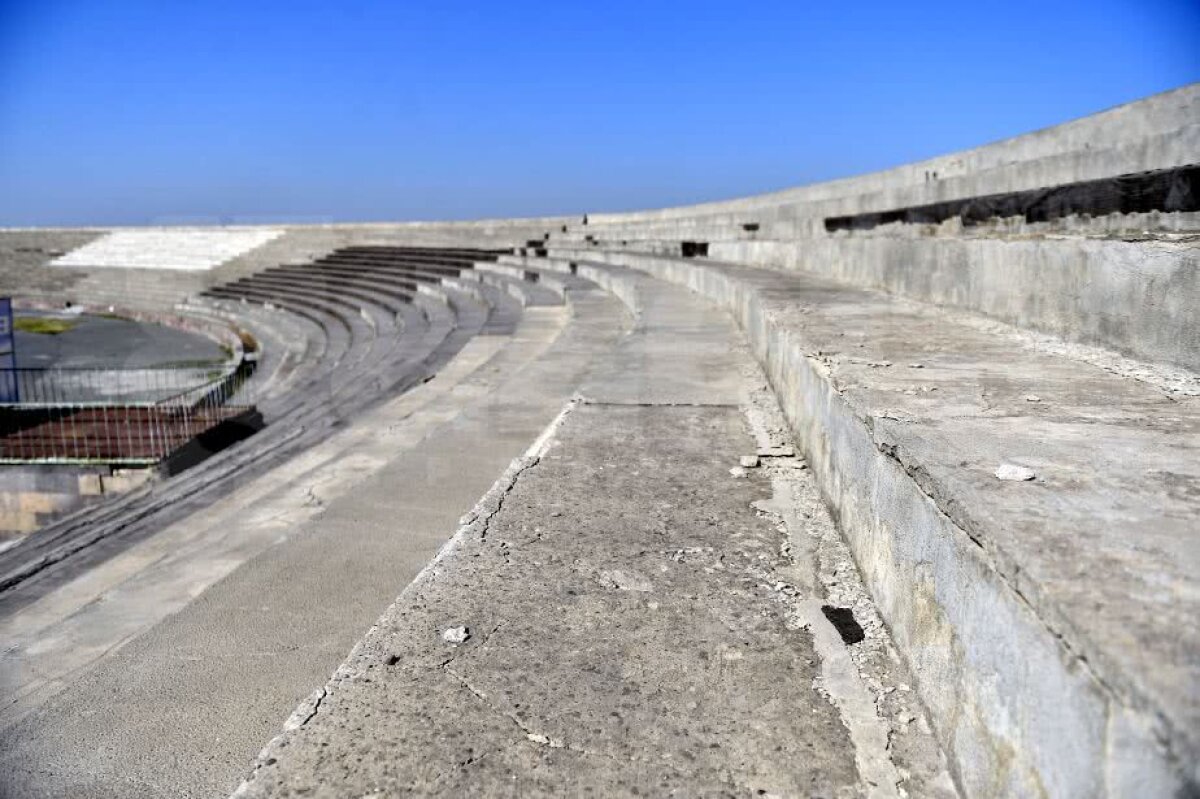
[577,398,739,408]
[477,457,540,542]
[283,687,326,732]
[442,665,611,760]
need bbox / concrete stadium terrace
[0,4,1198,798]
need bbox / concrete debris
[994,464,1037,482]
[1025,394,1042,403]
[729,466,747,478]
[597,569,653,592]
[740,454,761,468]
[441,626,470,645]
[757,445,795,458]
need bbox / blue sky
[0,0,1196,226]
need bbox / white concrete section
[50,228,284,271]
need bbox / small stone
[908,363,924,369]
[729,466,747,478]
[442,626,470,645]
[740,455,760,468]
[995,464,1036,482]
[1025,395,1042,403]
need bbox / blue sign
[0,297,17,402]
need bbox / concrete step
[466,263,563,307]
[541,246,1200,796]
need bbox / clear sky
[0,0,1196,226]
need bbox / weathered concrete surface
[545,86,1199,371]
[235,270,955,798]
[0,288,625,796]
[707,235,1200,372]
[0,465,152,538]
[544,247,1200,797]
[0,229,101,301]
[237,407,856,797]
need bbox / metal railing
[0,363,257,464]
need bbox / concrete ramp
[50,228,284,271]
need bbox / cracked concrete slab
[237,401,953,798]
[235,275,954,798]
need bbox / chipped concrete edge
[546,247,1197,799]
[739,355,958,799]
[230,398,580,797]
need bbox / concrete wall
[584,84,1199,223]
[710,236,1200,372]
[548,84,1200,372]
[0,465,152,537]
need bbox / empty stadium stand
[0,86,1196,799]
[0,242,568,601]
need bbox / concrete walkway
[235,273,956,797]
[0,289,626,797]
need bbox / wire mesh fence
[0,364,257,464]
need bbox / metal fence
[0,364,257,464]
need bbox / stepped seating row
[478,244,1198,796]
[0,245,562,605]
[201,245,521,421]
[333,236,1195,796]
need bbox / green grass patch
[14,317,78,335]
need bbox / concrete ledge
[542,247,1199,797]
[708,235,1200,372]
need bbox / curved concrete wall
[586,84,1198,223]
[551,84,1199,372]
